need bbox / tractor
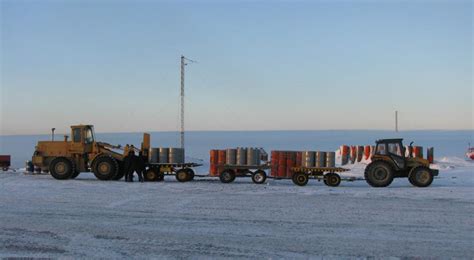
[32,124,150,180]
[364,138,439,187]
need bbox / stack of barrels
[209,147,263,176]
[149,148,185,164]
[270,150,336,179]
[340,145,375,165]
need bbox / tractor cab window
[388,143,403,156]
[84,127,95,144]
[376,144,386,155]
[73,128,81,143]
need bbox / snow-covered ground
[0,156,473,258]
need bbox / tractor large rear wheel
[49,157,74,180]
[93,155,119,180]
[408,166,434,187]
[364,161,394,187]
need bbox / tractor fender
[369,158,397,171]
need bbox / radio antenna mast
[180,55,196,149]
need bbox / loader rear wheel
[325,173,341,187]
[364,161,394,187]
[408,166,434,187]
[292,172,308,186]
[49,157,74,180]
[252,170,267,184]
[176,169,189,182]
[93,156,118,180]
[219,169,236,183]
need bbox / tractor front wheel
[364,161,394,187]
[408,166,434,187]
[49,157,74,180]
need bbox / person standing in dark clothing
[123,150,135,182]
[135,151,146,182]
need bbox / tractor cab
[374,138,406,170]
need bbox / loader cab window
[73,128,82,143]
[84,127,95,144]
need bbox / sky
[0,0,472,135]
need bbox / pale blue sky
[1,0,472,135]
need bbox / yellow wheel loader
[32,125,150,180]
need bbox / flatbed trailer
[290,166,350,187]
[143,162,202,182]
[217,164,270,184]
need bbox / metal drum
[158,148,169,163]
[247,148,260,166]
[326,152,336,168]
[149,148,160,163]
[315,151,326,168]
[169,148,185,164]
[301,151,315,167]
[226,148,237,165]
[236,147,247,165]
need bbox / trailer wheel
[185,168,195,181]
[144,168,159,182]
[408,166,434,187]
[92,155,119,180]
[252,170,267,184]
[292,172,308,186]
[219,169,236,183]
[2,167,8,171]
[49,157,74,180]
[325,173,341,187]
[176,169,189,182]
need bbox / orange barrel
[286,152,297,178]
[350,146,357,164]
[296,151,302,167]
[364,145,371,160]
[341,145,350,165]
[270,151,280,177]
[413,146,423,158]
[278,152,287,178]
[209,150,219,176]
[218,150,226,165]
[356,146,364,162]
[427,147,434,163]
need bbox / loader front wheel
[49,157,74,180]
[93,156,119,180]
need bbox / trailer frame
[290,166,350,187]
[216,164,271,184]
[143,162,203,182]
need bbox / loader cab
[70,125,96,153]
[374,139,406,170]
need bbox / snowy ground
[0,157,473,258]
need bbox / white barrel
[247,148,260,166]
[315,151,326,167]
[169,148,185,164]
[149,148,160,163]
[301,151,315,167]
[326,152,336,168]
[158,148,169,163]
[226,149,237,165]
[236,147,247,165]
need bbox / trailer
[0,155,11,171]
[143,162,202,182]
[217,164,270,184]
[290,166,350,187]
